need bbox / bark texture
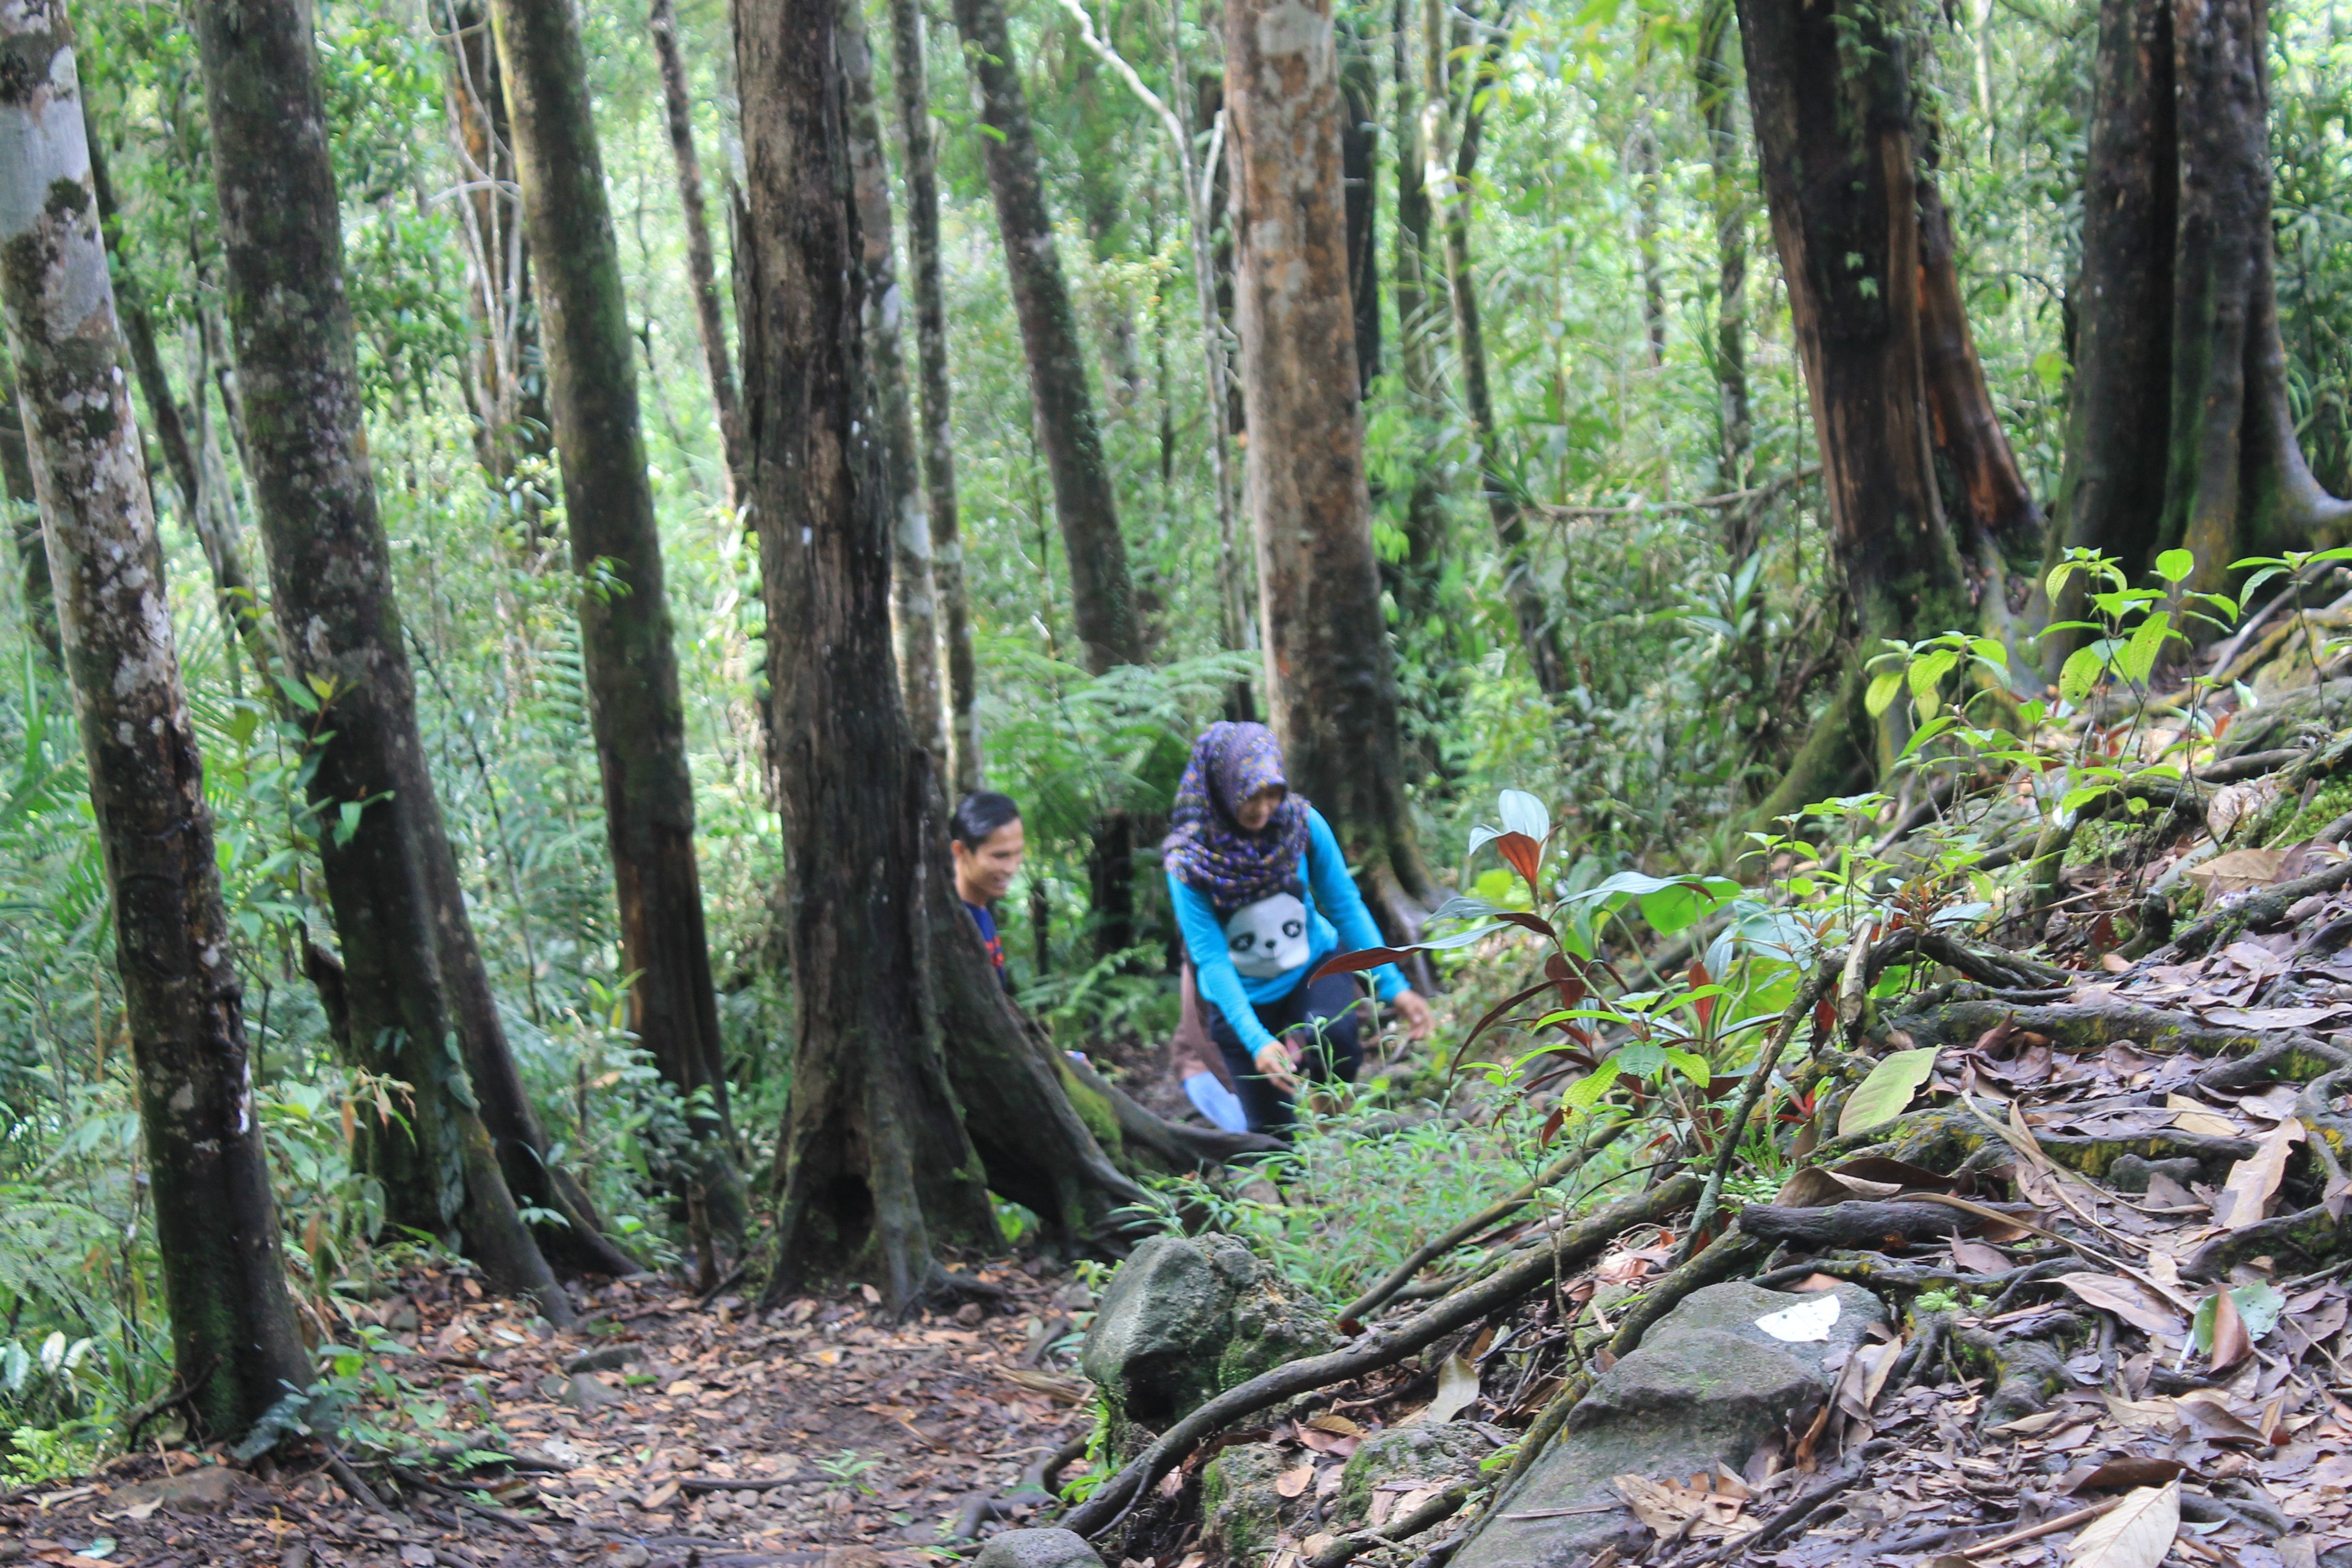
[841,0,946,774]
[734,0,997,1308]
[948,0,1141,675]
[1750,0,1985,799]
[1694,0,1751,501]
[1227,0,1435,929]
[1384,0,1447,629]
[2045,0,2348,607]
[0,7,310,1438]
[886,0,981,793]
[194,0,579,1313]
[0,369,57,665]
[489,0,747,1250]
[649,0,748,511]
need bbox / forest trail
[1,1268,1093,1568]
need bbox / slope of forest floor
[1,1267,1095,1568]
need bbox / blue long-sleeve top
[1169,807,1409,1054]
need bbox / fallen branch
[2149,852,2352,961]
[1060,1173,1703,1538]
[1737,1199,2030,1251]
[1689,1441,1887,1563]
[1954,1496,2119,1559]
[1604,1231,1768,1360]
[327,1449,390,1516]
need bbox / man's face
[954,818,1026,903]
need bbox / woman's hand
[1390,989,1434,1041]
[1251,1039,1303,1096]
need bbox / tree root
[1842,1103,2257,1182]
[1307,1481,1473,1568]
[1059,1172,1704,1538]
[1687,1441,1890,1564]
[2184,1204,2346,1281]
[2147,852,2352,961]
[1604,1231,1771,1359]
[1737,1200,2030,1250]
[1060,1052,1286,1169]
[1953,1314,2083,1427]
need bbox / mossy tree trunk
[1228,0,1437,936]
[490,0,749,1255]
[0,3,311,1438]
[1737,0,2027,815]
[2043,0,2348,619]
[194,0,584,1314]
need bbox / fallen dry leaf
[1951,1238,2011,1273]
[2055,1273,2186,1340]
[2208,1284,2251,1371]
[2064,1479,2178,1568]
[2165,1093,2241,1138]
[2065,1457,2186,1494]
[1407,1353,1480,1427]
[1275,1464,1315,1499]
[1611,1474,1756,1542]
[2217,1117,2304,1229]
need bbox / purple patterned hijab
[1162,722,1311,911]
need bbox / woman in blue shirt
[1163,722,1432,1133]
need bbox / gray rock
[1453,1281,1886,1568]
[972,1528,1107,1568]
[1081,1233,1335,1435]
[111,1464,239,1514]
[567,1344,634,1374]
[1330,1422,1496,1532]
[1200,1442,1298,1568]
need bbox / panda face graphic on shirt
[1222,892,1309,978]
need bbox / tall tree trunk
[841,0,948,775]
[1385,0,1447,629]
[948,0,1146,956]
[886,0,981,794]
[0,369,58,667]
[1693,0,1751,507]
[1737,0,1991,813]
[0,5,311,1439]
[1421,0,1569,696]
[89,141,279,685]
[735,0,999,1309]
[1227,0,1436,932]
[948,0,1141,676]
[2045,0,2346,612]
[649,0,749,511]
[1339,12,1379,396]
[1631,111,1666,370]
[489,0,749,1253]
[194,0,583,1314]
[436,0,552,520]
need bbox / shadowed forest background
[8,0,2352,1499]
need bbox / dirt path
[3,1265,1095,1568]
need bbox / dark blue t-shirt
[965,900,1009,988]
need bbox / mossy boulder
[1452,1281,1885,1568]
[1330,1422,1496,1532]
[1081,1233,1337,1442]
[1201,1441,1295,1568]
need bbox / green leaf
[1865,668,1906,718]
[1561,1057,1621,1111]
[1907,649,1958,717]
[2191,1279,2286,1351]
[1497,790,1551,843]
[1837,1047,1941,1136]
[2155,548,2195,585]
[2117,611,2171,684]
[2059,646,2105,707]
[1614,1039,1668,1077]
[1662,1047,1711,1087]
[334,799,366,847]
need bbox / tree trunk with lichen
[490,0,749,1257]
[1227,0,1437,938]
[0,367,56,667]
[2042,0,2348,622]
[886,0,981,794]
[1384,0,1447,631]
[194,0,585,1314]
[0,2,311,1440]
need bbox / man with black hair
[950,791,1025,987]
